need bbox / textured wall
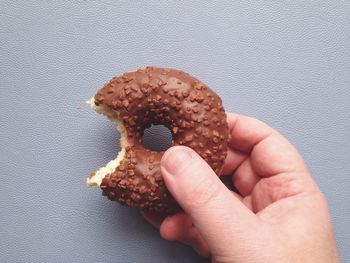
[1,1,349,262]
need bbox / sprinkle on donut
[87,67,228,213]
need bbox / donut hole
[142,124,172,152]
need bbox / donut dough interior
[86,97,128,187]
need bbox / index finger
[226,113,274,153]
[225,113,308,177]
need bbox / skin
[142,113,340,263]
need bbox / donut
[87,67,229,213]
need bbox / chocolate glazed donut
[87,67,229,213]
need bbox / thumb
[161,146,258,251]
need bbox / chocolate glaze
[94,67,228,213]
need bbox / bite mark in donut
[87,67,229,213]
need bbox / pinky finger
[160,212,192,240]
[160,213,210,257]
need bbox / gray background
[1,1,349,262]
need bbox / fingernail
[162,147,193,176]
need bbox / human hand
[142,113,339,263]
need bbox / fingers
[226,113,274,153]
[160,212,192,240]
[233,158,259,196]
[226,113,308,177]
[159,191,248,257]
[251,132,308,176]
[160,213,210,257]
[220,147,247,176]
[146,114,309,258]
[142,211,210,257]
[142,210,209,257]
[161,146,258,253]
[180,227,210,257]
